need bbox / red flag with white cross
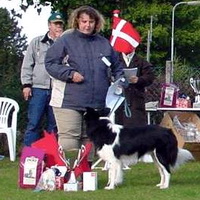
[110,10,141,54]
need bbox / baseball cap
[48,12,64,23]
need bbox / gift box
[63,182,79,192]
[83,172,97,191]
[176,98,191,108]
[63,171,80,192]
[55,176,64,190]
[53,166,67,190]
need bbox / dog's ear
[85,107,97,114]
[84,107,100,120]
[98,107,110,117]
[84,107,110,120]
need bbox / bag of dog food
[160,83,179,108]
[18,146,45,189]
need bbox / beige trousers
[53,107,89,151]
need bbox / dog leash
[121,88,132,118]
[123,96,132,118]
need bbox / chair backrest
[0,97,19,129]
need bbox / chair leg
[6,132,15,161]
[13,130,17,161]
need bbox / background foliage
[23,0,200,68]
[0,8,28,153]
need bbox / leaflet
[123,68,138,82]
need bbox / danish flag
[110,10,141,54]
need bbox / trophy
[190,78,200,108]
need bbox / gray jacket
[45,29,124,110]
[21,33,53,89]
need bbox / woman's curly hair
[68,6,105,33]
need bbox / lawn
[0,157,200,200]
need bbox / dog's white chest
[97,145,115,162]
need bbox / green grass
[0,157,200,200]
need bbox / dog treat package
[160,83,179,108]
[18,146,45,189]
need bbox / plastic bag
[34,168,56,191]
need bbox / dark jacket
[45,29,124,110]
[115,54,155,127]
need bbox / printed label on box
[23,156,38,185]
[163,87,174,106]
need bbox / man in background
[21,12,64,146]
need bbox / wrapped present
[55,176,64,190]
[176,98,191,108]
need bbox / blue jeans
[24,88,57,146]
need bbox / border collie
[84,108,194,190]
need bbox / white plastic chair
[0,97,19,161]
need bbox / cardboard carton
[83,172,97,191]
[184,142,200,161]
[63,183,79,192]
[63,171,79,192]
[160,111,200,160]
[160,112,185,147]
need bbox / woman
[115,51,155,128]
[45,6,124,151]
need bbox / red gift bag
[31,131,69,168]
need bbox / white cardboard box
[63,183,79,192]
[83,172,97,191]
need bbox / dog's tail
[172,148,194,170]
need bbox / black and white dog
[84,108,194,190]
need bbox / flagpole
[146,16,153,62]
[146,30,150,62]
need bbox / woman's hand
[72,72,84,83]
[129,75,138,84]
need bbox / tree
[173,5,200,67]
[0,8,27,95]
[0,8,28,135]
[19,0,200,68]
